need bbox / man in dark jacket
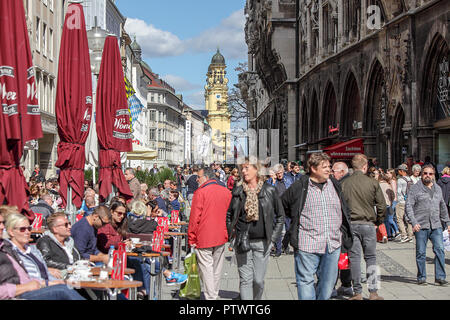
[37,212,81,275]
[281,152,353,300]
[30,194,55,227]
[341,154,386,300]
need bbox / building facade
[142,66,186,168]
[84,0,124,37]
[22,0,64,179]
[183,106,214,166]
[205,49,232,164]
[242,0,450,169]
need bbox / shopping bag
[376,224,388,242]
[31,213,43,229]
[443,229,450,252]
[179,249,201,299]
[338,253,349,270]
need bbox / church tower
[205,49,231,163]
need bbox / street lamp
[87,17,108,76]
[85,18,108,188]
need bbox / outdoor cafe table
[126,251,169,300]
[165,232,187,272]
[69,279,142,300]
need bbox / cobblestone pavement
[162,238,450,300]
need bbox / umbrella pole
[67,185,77,225]
[92,166,96,185]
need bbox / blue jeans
[384,206,399,237]
[276,217,291,254]
[127,257,162,295]
[294,245,340,300]
[19,284,85,300]
[414,228,446,281]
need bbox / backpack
[401,176,414,200]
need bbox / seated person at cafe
[147,188,167,215]
[77,195,96,217]
[71,206,110,265]
[127,200,158,234]
[36,212,81,276]
[30,194,55,227]
[0,212,84,300]
[140,200,187,286]
[168,190,180,212]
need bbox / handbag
[179,249,201,299]
[338,253,349,270]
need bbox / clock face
[216,94,221,99]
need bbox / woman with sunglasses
[96,201,131,254]
[36,212,81,278]
[0,212,84,300]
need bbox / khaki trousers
[396,202,413,238]
[195,244,225,300]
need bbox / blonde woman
[226,157,285,300]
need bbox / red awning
[96,36,133,202]
[0,0,43,223]
[323,138,364,159]
[55,3,93,209]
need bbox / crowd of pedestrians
[1,155,449,300]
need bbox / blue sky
[115,0,248,118]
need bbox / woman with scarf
[226,157,285,300]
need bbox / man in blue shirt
[148,187,168,215]
[71,205,110,264]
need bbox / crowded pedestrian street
[1,0,450,309]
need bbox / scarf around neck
[243,179,264,222]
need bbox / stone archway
[392,104,406,167]
[321,82,338,142]
[309,90,320,145]
[419,33,449,162]
[301,95,308,143]
[365,59,387,167]
[341,72,362,138]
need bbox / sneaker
[394,233,402,241]
[165,272,188,286]
[435,279,448,286]
[417,279,427,285]
[406,237,413,242]
[330,289,338,298]
[369,292,384,300]
[400,237,409,243]
[337,286,354,297]
[349,293,363,300]
[382,236,388,243]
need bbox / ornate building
[205,49,231,163]
[242,0,450,169]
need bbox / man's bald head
[332,162,349,181]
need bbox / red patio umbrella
[96,36,133,202]
[55,3,92,209]
[0,0,43,222]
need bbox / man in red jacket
[188,167,232,300]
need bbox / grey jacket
[405,180,449,230]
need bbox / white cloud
[124,9,247,60]
[185,9,247,60]
[124,18,184,57]
[185,91,205,109]
[161,74,202,92]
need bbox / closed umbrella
[96,36,133,203]
[0,0,43,222]
[55,3,93,212]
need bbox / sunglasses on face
[114,210,126,216]
[98,216,108,226]
[57,222,71,228]
[423,172,434,176]
[15,226,32,233]
[0,220,5,225]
